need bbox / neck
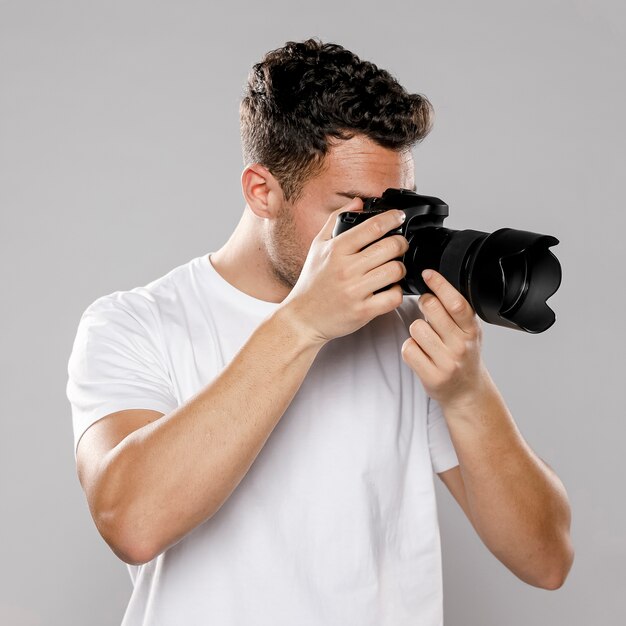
[209,208,291,304]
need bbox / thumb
[317,197,364,242]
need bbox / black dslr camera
[332,188,562,334]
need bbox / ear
[241,163,285,219]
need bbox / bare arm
[90,305,325,565]
[438,379,574,590]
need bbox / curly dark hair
[239,37,434,204]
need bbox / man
[67,38,574,625]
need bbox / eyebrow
[334,183,417,200]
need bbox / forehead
[315,134,414,190]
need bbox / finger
[409,318,450,370]
[360,258,407,296]
[422,269,475,334]
[356,234,409,275]
[401,336,438,377]
[317,197,364,242]
[366,283,405,315]
[334,209,406,254]
[418,294,466,348]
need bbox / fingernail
[422,269,433,280]
[396,211,406,223]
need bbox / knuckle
[345,282,363,304]
[447,359,461,375]
[450,299,465,314]
[358,299,374,321]
[465,325,477,340]
[401,339,413,357]
[470,326,481,342]
[368,219,384,238]
[391,236,405,255]
[389,286,403,307]
[410,319,428,335]
[452,342,466,359]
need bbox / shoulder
[81,257,196,327]
[69,262,196,373]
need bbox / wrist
[272,302,329,352]
[438,368,496,417]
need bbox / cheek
[290,202,332,248]
[300,212,327,242]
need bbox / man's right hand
[281,197,410,346]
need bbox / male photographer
[67,38,574,626]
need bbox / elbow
[98,513,157,566]
[93,497,157,566]
[509,531,575,590]
[538,540,575,591]
[90,460,157,566]
[540,568,569,591]
[112,541,155,567]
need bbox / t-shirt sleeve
[427,395,459,474]
[66,294,179,462]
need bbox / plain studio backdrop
[1,1,624,624]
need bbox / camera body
[332,188,451,298]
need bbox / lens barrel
[406,226,561,333]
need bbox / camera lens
[405,226,561,333]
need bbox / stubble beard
[264,201,307,292]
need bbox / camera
[332,188,562,333]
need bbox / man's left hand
[401,269,489,409]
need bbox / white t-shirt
[66,252,459,626]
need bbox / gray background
[1,0,624,624]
